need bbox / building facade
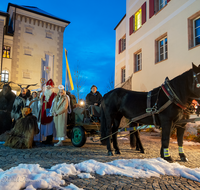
[115,0,200,92]
[0,3,70,93]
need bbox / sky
[0,0,126,100]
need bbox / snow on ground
[1,158,200,190]
[172,140,200,146]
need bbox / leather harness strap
[161,77,187,110]
[146,91,158,128]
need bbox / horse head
[190,63,200,100]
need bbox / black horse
[101,63,200,162]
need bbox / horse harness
[145,71,200,128]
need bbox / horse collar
[161,78,186,110]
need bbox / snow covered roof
[7,3,70,24]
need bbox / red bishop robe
[41,92,56,125]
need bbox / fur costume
[0,83,16,135]
[11,90,31,121]
[4,114,39,149]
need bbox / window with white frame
[134,52,142,72]
[1,70,9,82]
[121,67,126,83]
[159,0,167,11]
[158,37,168,62]
[194,17,200,46]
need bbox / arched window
[1,70,9,82]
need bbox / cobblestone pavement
[1,131,200,190]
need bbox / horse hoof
[163,156,174,163]
[179,153,188,162]
[108,151,113,156]
[140,149,145,153]
[136,147,140,151]
[180,157,188,162]
[115,150,121,154]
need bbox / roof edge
[114,14,126,30]
[7,3,70,25]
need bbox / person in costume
[40,79,56,144]
[4,106,39,149]
[51,85,70,146]
[11,85,33,125]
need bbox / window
[23,71,31,79]
[194,17,200,46]
[46,32,52,39]
[135,9,142,31]
[188,11,200,49]
[121,67,126,83]
[159,0,167,11]
[156,36,168,62]
[134,51,142,72]
[129,2,146,35]
[1,70,9,82]
[3,46,11,58]
[118,35,126,54]
[25,27,33,34]
[149,0,170,18]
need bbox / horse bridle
[192,71,200,90]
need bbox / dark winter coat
[86,91,102,106]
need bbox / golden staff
[39,78,46,141]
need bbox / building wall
[115,17,126,88]
[2,35,13,81]
[5,7,67,93]
[115,0,200,92]
[0,15,7,75]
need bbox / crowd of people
[7,79,103,148]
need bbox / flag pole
[65,49,68,91]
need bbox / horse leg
[160,122,174,162]
[177,125,188,162]
[112,118,121,154]
[135,130,144,153]
[106,118,114,156]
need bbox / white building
[115,0,200,91]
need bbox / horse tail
[100,100,107,145]
[130,130,136,148]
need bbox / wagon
[66,103,101,147]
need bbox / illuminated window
[121,67,126,83]
[159,0,167,11]
[3,46,11,58]
[194,17,200,46]
[1,70,9,82]
[135,9,141,31]
[134,51,142,72]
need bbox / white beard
[44,89,53,102]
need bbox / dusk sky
[0,0,126,100]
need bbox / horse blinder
[193,72,200,90]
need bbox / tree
[106,75,114,92]
[73,64,86,102]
